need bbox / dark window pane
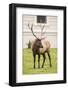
[37,16,47,23]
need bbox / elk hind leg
[47,51,52,67]
[42,54,46,68]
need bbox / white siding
[22,15,57,48]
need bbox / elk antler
[28,24,39,39]
[40,24,46,39]
[41,24,45,35]
[41,24,45,31]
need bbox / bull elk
[28,24,52,69]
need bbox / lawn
[23,48,57,74]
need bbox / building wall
[23,15,57,48]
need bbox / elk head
[34,38,43,48]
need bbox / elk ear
[41,37,46,40]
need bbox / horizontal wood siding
[22,15,57,48]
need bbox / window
[37,16,47,23]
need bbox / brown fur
[31,38,52,68]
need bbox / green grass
[23,48,57,74]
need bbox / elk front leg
[42,54,46,68]
[33,54,36,69]
[38,54,40,68]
